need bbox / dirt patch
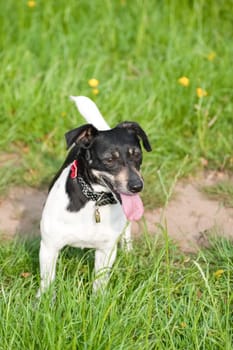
[0,172,232,251]
[133,172,233,252]
[0,187,46,239]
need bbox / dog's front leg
[36,240,60,297]
[93,245,117,292]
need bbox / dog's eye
[103,151,120,167]
[103,157,114,166]
[128,148,141,161]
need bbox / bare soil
[133,172,233,252]
[0,171,232,252]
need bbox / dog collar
[70,159,117,206]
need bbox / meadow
[0,234,233,349]
[0,0,233,348]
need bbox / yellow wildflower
[180,322,187,329]
[61,112,67,117]
[88,78,99,88]
[196,87,208,98]
[178,76,190,87]
[213,269,224,278]
[27,1,36,7]
[207,52,216,61]
[92,88,99,95]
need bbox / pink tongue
[120,194,144,221]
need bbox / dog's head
[65,122,152,196]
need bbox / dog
[37,96,152,296]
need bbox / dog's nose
[128,179,143,193]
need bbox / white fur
[37,97,132,296]
[70,96,110,130]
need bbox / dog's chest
[41,167,126,249]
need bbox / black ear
[65,124,98,149]
[117,121,152,152]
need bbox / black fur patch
[66,176,89,212]
[48,145,93,212]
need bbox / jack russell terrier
[37,96,152,296]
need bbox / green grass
[0,0,233,206]
[0,234,233,349]
[202,180,233,208]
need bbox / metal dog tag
[95,207,101,223]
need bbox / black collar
[77,175,117,206]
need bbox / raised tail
[70,96,110,130]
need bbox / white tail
[70,96,110,130]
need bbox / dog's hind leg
[93,245,117,292]
[36,240,60,297]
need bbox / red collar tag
[70,160,78,179]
